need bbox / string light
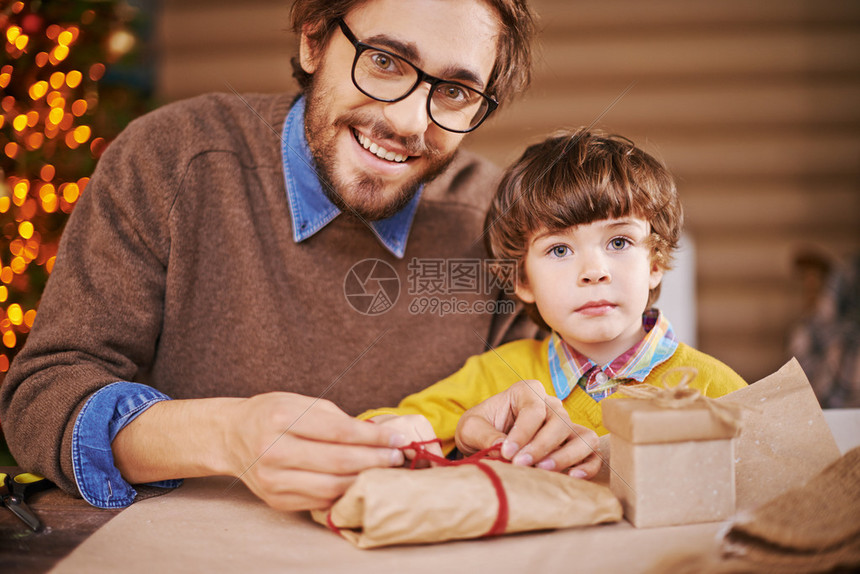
[66,70,82,88]
[0,2,141,372]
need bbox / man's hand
[454,380,602,479]
[114,392,410,512]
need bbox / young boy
[362,128,747,476]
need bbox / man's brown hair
[485,128,684,329]
[289,0,535,106]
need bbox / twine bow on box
[616,367,747,432]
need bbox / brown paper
[718,358,842,511]
[602,398,739,444]
[311,460,622,548]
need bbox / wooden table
[0,471,120,573]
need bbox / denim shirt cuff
[72,381,182,508]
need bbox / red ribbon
[325,439,511,539]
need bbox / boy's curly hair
[485,128,684,330]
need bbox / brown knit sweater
[0,93,536,495]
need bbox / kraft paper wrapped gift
[602,378,743,528]
[311,459,622,548]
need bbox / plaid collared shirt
[548,309,678,402]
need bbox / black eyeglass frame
[336,18,498,134]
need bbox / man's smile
[354,129,410,163]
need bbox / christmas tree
[0,0,151,463]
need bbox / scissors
[0,471,54,531]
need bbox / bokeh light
[0,2,144,374]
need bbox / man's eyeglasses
[336,19,498,134]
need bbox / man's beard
[303,81,457,221]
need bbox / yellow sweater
[360,337,747,454]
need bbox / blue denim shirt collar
[281,96,422,259]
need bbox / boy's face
[299,0,500,220]
[515,217,664,364]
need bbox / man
[1,0,595,513]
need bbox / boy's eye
[609,237,631,250]
[549,245,570,258]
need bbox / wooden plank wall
[157,0,860,382]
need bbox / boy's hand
[454,380,602,479]
[370,414,444,463]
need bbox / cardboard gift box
[602,386,743,528]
